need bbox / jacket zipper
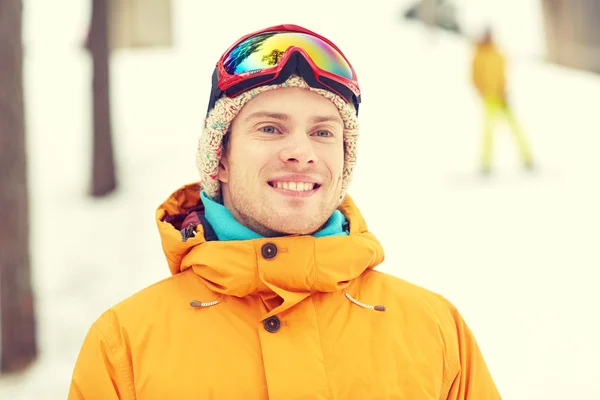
[181,223,196,242]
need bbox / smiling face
[218,87,345,237]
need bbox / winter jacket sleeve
[68,311,135,400]
[441,297,502,400]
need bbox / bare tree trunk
[541,0,600,74]
[88,0,117,196]
[420,0,437,29]
[0,0,37,373]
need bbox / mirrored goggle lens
[223,31,354,80]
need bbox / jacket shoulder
[93,269,204,335]
[357,269,462,330]
[358,271,501,397]
[360,269,452,305]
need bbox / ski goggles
[206,24,361,116]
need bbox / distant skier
[471,27,534,174]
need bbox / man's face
[483,28,493,44]
[218,87,345,237]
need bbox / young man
[472,27,534,174]
[69,24,501,399]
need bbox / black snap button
[261,243,278,259]
[263,316,281,333]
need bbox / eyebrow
[245,112,289,122]
[309,115,343,125]
[245,112,342,125]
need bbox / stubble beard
[227,173,342,237]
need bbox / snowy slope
[1,1,599,399]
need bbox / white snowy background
[1,0,599,398]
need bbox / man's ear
[218,152,229,184]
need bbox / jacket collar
[156,183,384,318]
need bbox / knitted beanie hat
[197,75,359,202]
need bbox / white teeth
[273,182,315,191]
[302,182,314,191]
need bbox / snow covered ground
[1,0,599,398]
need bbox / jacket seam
[310,237,318,291]
[434,294,460,389]
[92,320,137,400]
[311,296,334,400]
[254,241,260,296]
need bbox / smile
[268,181,321,192]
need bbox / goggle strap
[206,68,223,118]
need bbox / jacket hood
[155,182,385,318]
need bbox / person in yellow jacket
[69,24,501,399]
[472,28,534,174]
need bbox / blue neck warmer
[200,191,349,241]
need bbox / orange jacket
[69,183,501,399]
[472,42,506,99]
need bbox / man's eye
[314,130,332,137]
[260,126,278,134]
